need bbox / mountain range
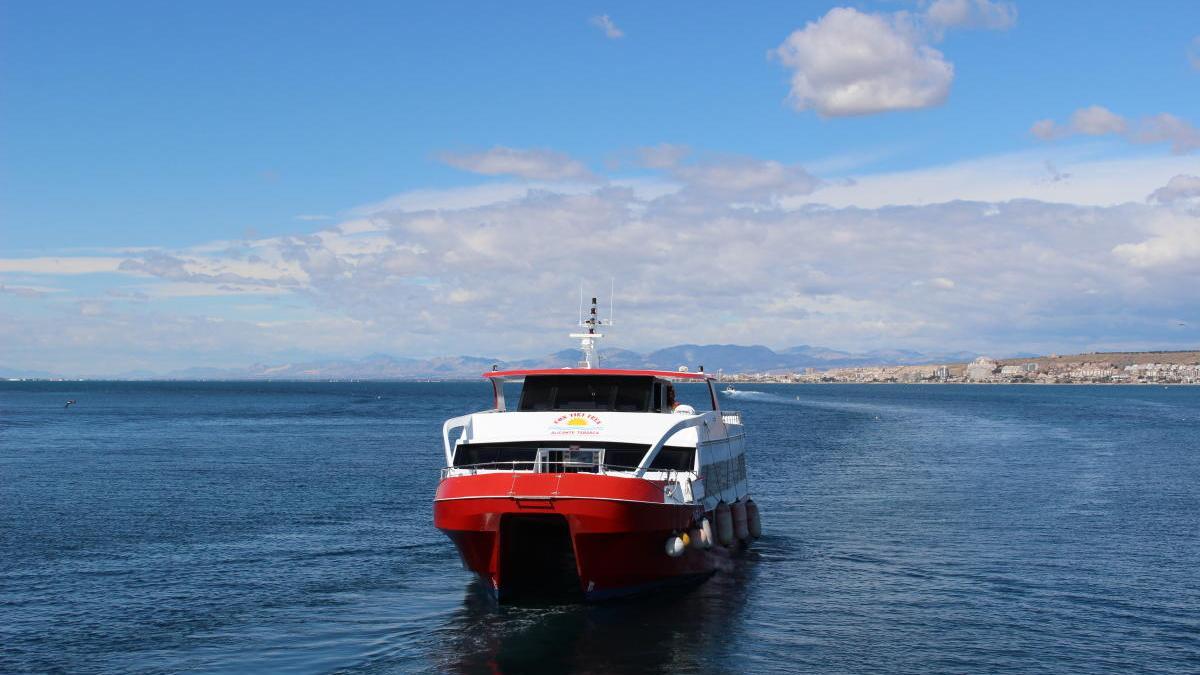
[3,344,978,380]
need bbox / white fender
[715,501,735,547]
[746,498,762,539]
[665,534,687,557]
[731,499,750,542]
[688,518,714,550]
[699,517,714,549]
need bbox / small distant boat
[722,385,737,395]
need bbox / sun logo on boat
[550,413,603,434]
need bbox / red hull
[434,473,719,601]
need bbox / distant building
[965,357,998,381]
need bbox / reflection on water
[435,553,760,674]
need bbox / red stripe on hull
[434,473,718,601]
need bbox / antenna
[569,286,613,369]
[609,277,614,327]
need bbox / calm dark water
[1,382,1198,673]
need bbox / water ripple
[1,382,1198,673]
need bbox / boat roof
[484,368,714,381]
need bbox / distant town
[5,348,1199,385]
[721,351,1200,385]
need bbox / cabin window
[453,440,695,471]
[602,445,694,470]
[517,375,655,412]
[453,443,538,468]
[647,446,695,471]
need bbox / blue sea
[1,382,1198,673]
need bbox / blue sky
[2,1,1199,374]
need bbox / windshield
[517,375,656,412]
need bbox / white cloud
[1071,105,1128,136]
[8,150,1200,373]
[1031,105,1126,140]
[342,191,1120,355]
[1028,119,1056,140]
[76,299,108,316]
[187,179,1199,356]
[335,218,386,235]
[1134,113,1200,155]
[136,283,290,298]
[0,284,57,298]
[116,251,301,289]
[771,2,1014,118]
[772,7,954,117]
[802,146,906,174]
[1148,174,1200,205]
[352,183,572,215]
[788,149,1200,208]
[348,179,674,218]
[672,157,819,201]
[1112,211,1200,268]
[446,288,483,304]
[589,14,624,39]
[1032,107,1200,154]
[0,257,125,275]
[636,143,690,169]
[924,0,1017,32]
[439,146,595,181]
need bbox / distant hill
[134,343,980,380]
[0,366,60,379]
[12,346,1192,382]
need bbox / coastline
[3,378,1196,386]
[717,380,1198,386]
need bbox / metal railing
[632,412,713,477]
[442,409,496,466]
[442,409,735,478]
[534,447,602,473]
[440,455,688,483]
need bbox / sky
[2,0,1199,375]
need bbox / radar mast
[570,291,612,368]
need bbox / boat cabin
[443,368,731,477]
[485,368,720,414]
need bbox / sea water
[1,382,1198,673]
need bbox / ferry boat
[433,298,761,602]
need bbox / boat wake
[723,389,913,418]
[721,389,777,402]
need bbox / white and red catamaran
[434,297,761,601]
